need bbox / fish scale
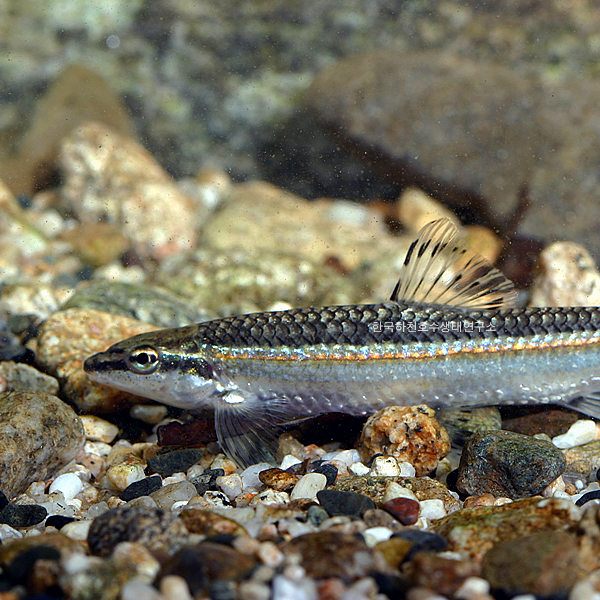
[84,219,600,466]
[194,302,600,348]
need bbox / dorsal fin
[391,219,517,310]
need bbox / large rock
[59,121,197,260]
[308,49,600,257]
[0,391,84,498]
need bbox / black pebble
[6,545,60,582]
[575,489,600,507]
[120,474,163,501]
[316,489,376,517]
[0,490,9,511]
[313,463,338,487]
[392,529,447,560]
[147,447,204,477]
[45,515,77,530]
[191,469,225,495]
[0,504,47,528]
[371,572,411,599]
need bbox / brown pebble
[382,497,420,525]
[180,508,247,537]
[410,552,480,596]
[358,405,450,476]
[374,537,413,570]
[259,467,300,492]
[463,494,496,509]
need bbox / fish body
[84,220,600,465]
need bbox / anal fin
[564,396,600,420]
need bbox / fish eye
[126,346,160,374]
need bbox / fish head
[83,327,220,411]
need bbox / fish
[84,219,600,467]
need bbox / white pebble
[272,575,318,600]
[86,501,109,519]
[238,581,271,600]
[0,524,22,541]
[349,461,370,476]
[61,519,92,541]
[250,489,290,506]
[453,576,491,600]
[363,527,393,547]
[217,473,243,501]
[321,449,360,466]
[129,404,168,424]
[240,463,273,492]
[257,541,285,567]
[290,473,327,500]
[419,499,447,521]
[398,461,417,477]
[553,419,597,449]
[106,462,146,491]
[84,440,112,456]
[383,482,418,503]
[49,473,83,501]
[369,456,401,476]
[280,454,302,470]
[80,415,119,443]
[121,578,163,600]
[160,575,194,600]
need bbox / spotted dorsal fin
[391,219,517,310]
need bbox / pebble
[180,508,247,538]
[529,242,600,307]
[290,473,327,501]
[282,531,378,580]
[419,499,447,521]
[130,404,169,424]
[36,308,157,413]
[481,530,580,597]
[59,122,197,260]
[190,468,225,495]
[240,463,273,492]
[311,463,338,486]
[216,473,243,501]
[363,526,393,547]
[106,458,147,492]
[358,405,451,476]
[48,473,83,501]
[120,475,163,502]
[370,456,402,476]
[45,515,76,529]
[393,530,448,560]
[63,280,208,328]
[87,505,189,558]
[317,490,376,517]
[147,448,204,478]
[259,468,300,492]
[382,497,420,525]
[61,519,92,541]
[80,415,120,443]
[159,575,194,600]
[150,481,197,510]
[0,504,47,527]
[432,497,581,560]
[552,420,598,449]
[456,430,567,499]
[161,543,256,597]
[271,574,318,600]
[0,391,84,498]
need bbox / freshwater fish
[84,219,600,466]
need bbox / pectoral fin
[215,390,303,468]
